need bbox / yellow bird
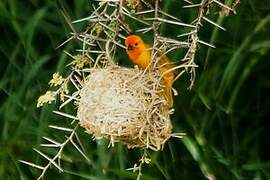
[125,35,175,108]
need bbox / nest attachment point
[77,65,173,151]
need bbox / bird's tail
[163,76,174,108]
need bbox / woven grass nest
[77,65,173,151]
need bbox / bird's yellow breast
[135,50,151,69]
[127,44,151,69]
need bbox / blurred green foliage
[0,0,270,179]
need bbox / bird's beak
[127,45,134,51]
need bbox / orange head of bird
[125,35,145,60]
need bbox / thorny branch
[175,0,236,88]
[20,124,90,180]
[21,0,238,179]
[127,148,149,180]
[127,0,235,89]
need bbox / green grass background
[1,0,270,179]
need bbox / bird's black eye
[135,42,138,46]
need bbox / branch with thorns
[20,0,238,179]
[20,124,91,180]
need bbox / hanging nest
[77,65,173,151]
